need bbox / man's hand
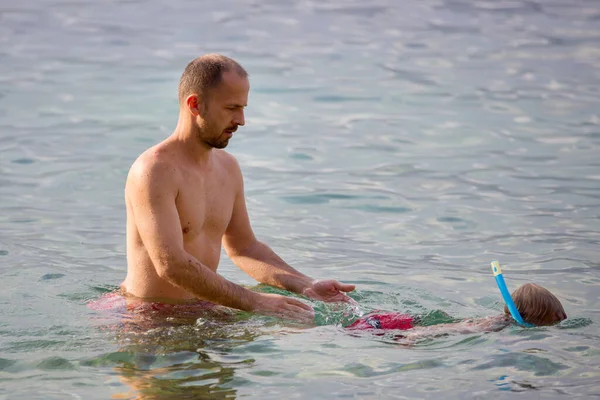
[302,279,356,303]
[252,293,315,323]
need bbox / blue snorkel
[491,260,534,328]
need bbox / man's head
[506,283,567,326]
[178,54,249,149]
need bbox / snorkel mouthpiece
[491,260,534,328]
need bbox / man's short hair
[178,54,248,105]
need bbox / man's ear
[186,94,201,116]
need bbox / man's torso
[122,142,238,301]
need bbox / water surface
[1,0,599,398]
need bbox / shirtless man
[120,54,355,322]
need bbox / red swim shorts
[87,292,216,316]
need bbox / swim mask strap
[491,260,534,328]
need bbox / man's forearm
[159,254,259,311]
[229,241,313,294]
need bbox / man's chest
[175,175,236,239]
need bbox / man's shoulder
[127,145,180,189]
[215,148,238,164]
[215,149,243,174]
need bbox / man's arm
[222,158,355,301]
[128,158,313,320]
[221,163,312,293]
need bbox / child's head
[505,283,567,326]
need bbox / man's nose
[234,110,245,126]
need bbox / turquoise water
[1,0,599,398]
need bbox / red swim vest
[346,312,415,330]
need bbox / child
[346,283,567,339]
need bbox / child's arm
[402,315,510,342]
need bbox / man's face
[196,71,249,149]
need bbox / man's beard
[202,133,230,149]
[196,123,231,149]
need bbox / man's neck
[172,117,213,165]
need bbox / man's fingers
[280,299,315,322]
[287,298,314,312]
[338,293,353,302]
[260,295,315,322]
[288,305,315,322]
[290,310,315,323]
[334,282,356,292]
[321,291,353,303]
[288,303,315,318]
[277,307,314,323]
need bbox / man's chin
[202,138,229,149]
[211,140,229,149]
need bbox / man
[120,54,355,322]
